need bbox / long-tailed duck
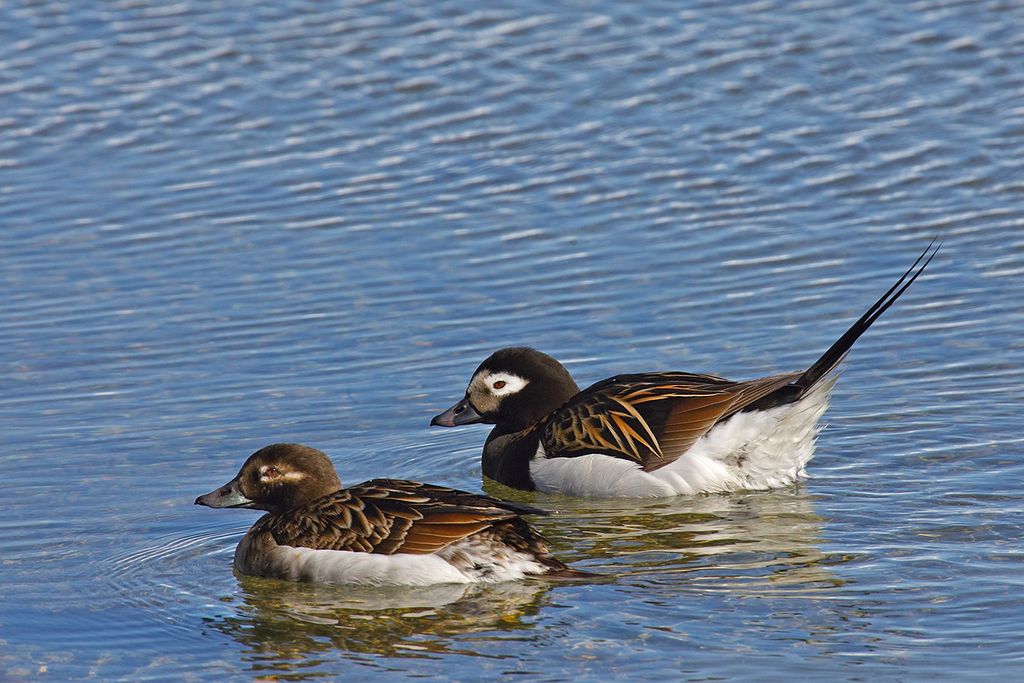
[195,443,588,585]
[430,243,939,498]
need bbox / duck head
[195,443,342,515]
[431,347,581,433]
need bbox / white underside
[529,378,836,498]
[234,532,549,587]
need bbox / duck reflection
[483,480,842,593]
[205,575,557,669]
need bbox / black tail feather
[538,563,602,580]
[498,499,551,516]
[795,239,940,390]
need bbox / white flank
[529,378,836,498]
[234,529,549,586]
[251,546,473,586]
[531,448,677,497]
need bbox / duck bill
[195,478,254,509]
[430,397,485,427]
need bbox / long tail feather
[795,239,941,390]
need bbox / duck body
[196,444,585,586]
[431,244,939,498]
[484,375,835,497]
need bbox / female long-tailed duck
[431,243,939,498]
[195,443,587,585]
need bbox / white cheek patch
[478,371,528,397]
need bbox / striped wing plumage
[541,371,802,472]
[261,479,525,555]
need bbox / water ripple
[3,0,1024,679]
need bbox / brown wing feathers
[543,375,736,469]
[265,480,521,556]
[543,371,806,472]
[653,392,741,468]
[648,374,801,469]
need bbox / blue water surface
[2,1,1023,680]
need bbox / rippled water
[3,0,1023,680]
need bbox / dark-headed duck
[195,443,588,585]
[431,243,939,498]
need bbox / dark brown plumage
[195,443,589,583]
[254,478,544,556]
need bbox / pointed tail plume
[795,239,941,391]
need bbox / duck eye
[493,380,507,390]
[263,466,281,479]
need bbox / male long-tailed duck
[431,243,939,498]
[195,443,587,585]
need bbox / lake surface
[3,1,1023,680]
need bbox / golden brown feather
[541,371,802,472]
[259,478,527,555]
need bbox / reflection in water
[484,480,842,594]
[207,578,555,675]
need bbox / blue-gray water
[2,1,1022,680]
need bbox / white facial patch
[476,371,528,397]
[259,466,306,483]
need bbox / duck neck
[482,426,539,490]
